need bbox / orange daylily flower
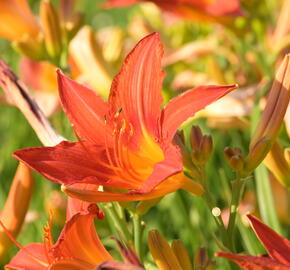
[0,0,40,41]
[217,214,290,269]
[14,33,237,203]
[106,0,242,23]
[3,204,143,270]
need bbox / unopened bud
[194,247,208,269]
[190,126,213,166]
[224,147,244,172]
[194,247,215,270]
[250,54,290,150]
[59,0,83,41]
[173,131,186,155]
[148,230,182,270]
[190,125,203,150]
[263,142,290,187]
[65,13,84,40]
[171,240,193,270]
[191,149,201,165]
[199,135,213,164]
[224,147,242,157]
[174,132,200,179]
[244,137,272,173]
[0,163,34,260]
[40,0,62,61]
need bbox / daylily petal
[200,0,241,16]
[66,184,99,221]
[96,261,145,270]
[51,204,113,265]
[105,0,139,7]
[57,71,111,145]
[106,0,242,23]
[6,243,48,270]
[0,0,40,41]
[162,84,237,140]
[135,143,182,193]
[62,172,202,202]
[108,32,164,144]
[13,141,139,189]
[49,258,94,270]
[216,252,290,270]
[20,57,57,93]
[247,214,290,265]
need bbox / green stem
[200,167,229,249]
[227,175,246,252]
[132,213,143,262]
[255,164,282,233]
[101,203,132,243]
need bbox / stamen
[74,129,123,173]
[112,126,123,168]
[114,107,123,118]
[43,210,54,264]
[104,115,123,176]
[119,121,143,182]
[129,123,134,136]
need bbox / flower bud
[190,126,203,151]
[173,131,200,179]
[199,135,213,164]
[224,147,244,172]
[171,240,193,270]
[59,0,83,41]
[0,163,34,261]
[40,0,62,62]
[241,55,290,174]
[244,137,272,174]
[263,142,290,187]
[148,230,182,270]
[190,126,213,166]
[194,247,215,270]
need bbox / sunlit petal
[162,84,237,140]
